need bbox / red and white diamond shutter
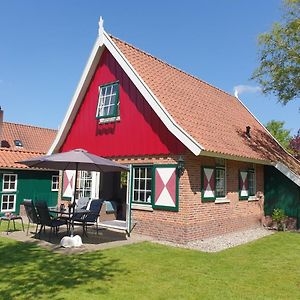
[202,167,216,201]
[239,170,249,199]
[62,170,76,199]
[153,166,178,211]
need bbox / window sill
[98,116,120,124]
[215,198,230,204]
[248,197,259,202]
[132,203,153,211]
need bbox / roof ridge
[110,34,237,100]
[3,121,57,132]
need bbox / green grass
[0,226,300,299]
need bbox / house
[49,19,300,243]
[0,110,59,216]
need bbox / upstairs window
[3,174,17,191]
[96,82,119,119]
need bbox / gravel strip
[154,227,274,252]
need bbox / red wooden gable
[60,48,186,157]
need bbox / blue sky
[0,0,299,135]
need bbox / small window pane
[112,84,117,94]
[146,180,151,191]
[140,179,146,190]
[106,86,112,95]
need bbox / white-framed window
[248,169,256,196]
[2,174,17,191]
[96,82,119,119]
[133,166,152,204]
[1,194,16,212]
[78,171,92,198]
[215,166,226,198]
[202,160,227,202]
[51,175,59,191]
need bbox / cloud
[233,85,261,98]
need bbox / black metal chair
[35,201,67,241]
[72,199,103,236]
[22,199,40,236]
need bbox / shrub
[272,208,286,231]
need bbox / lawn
[0,227,300,300]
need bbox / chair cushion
[76,197,90,210]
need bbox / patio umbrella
[17,148,129,237]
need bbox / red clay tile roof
[111,36,300,177]
[0,122,57,169]
[0,148,45,169]
[1,122,57,152]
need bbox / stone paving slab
[0,226,151,254]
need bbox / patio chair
[22,199,40,236]
[75,197,90,210]
[35,201,67,241]
[72,199,103,236]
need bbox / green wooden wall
[264,166,300,227]
[0,169,59,216]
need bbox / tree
[252,0,300,105]
[266,120,292,149]
[289,129,300,159]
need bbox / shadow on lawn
[0,240,126,299]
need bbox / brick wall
[114,153,265,244]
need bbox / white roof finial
[98,16,104,37]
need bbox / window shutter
[239,170,249,200]
[202,167,216,202]
[62,170,75,199]
[153,165,179,211]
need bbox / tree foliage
[289,129,300,159]
[266,120,292,149]
[252,0,300,105]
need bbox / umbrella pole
[71,163,79,237]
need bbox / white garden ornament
[60,235,83,248]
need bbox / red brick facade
[115,153,264,244]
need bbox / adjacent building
[0,112,58,216]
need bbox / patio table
[0,214,25,235]
[48,208,91,235]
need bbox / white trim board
[48,28,202,155]
[274,162,300,187]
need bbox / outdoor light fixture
[177,156,185,178]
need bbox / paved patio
[0,224,152,254]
